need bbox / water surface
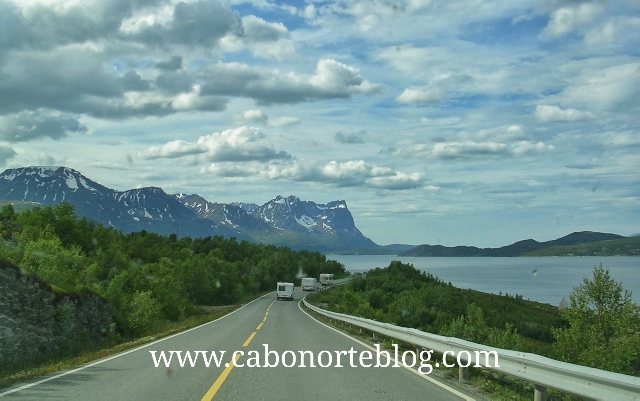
[327,255,640,306]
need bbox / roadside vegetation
[308,260,640,398]
[311,261,563,353]
[0,202,347,383]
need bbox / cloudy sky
[1,0,638,247]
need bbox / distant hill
[523,235,640,256]
[0,166,378,252]
[400,231,631,257]
[0,200,41,212]
[333,244,417,255]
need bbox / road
[1,288,476,400]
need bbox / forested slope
[0,202,347,377]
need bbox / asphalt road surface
[1,288,477,400]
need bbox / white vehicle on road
[301,277,318,291]
[319,273,334,287]
[276,282,294,300]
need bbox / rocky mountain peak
[0,166,378,252]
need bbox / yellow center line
[242,332,257,347]
[201,353,241,401]
[202,301,276,400]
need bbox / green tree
[553,264,640,375]
[20,235,86,292]
[0,204,16,221]
[126,291,162,335]
[439,304,523,350]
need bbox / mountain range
[0,166,378,252]
[399,231,630,257]
[1,166,634,256]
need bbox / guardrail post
[459,366,469,383]
[534,385,547,401]
[372,332,378,340]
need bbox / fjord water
[327,255,640,306]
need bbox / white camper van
[319,273,334,287]
[276,282,294,300]
[301,277,318,291]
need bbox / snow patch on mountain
[296,215,316,229]
[65,176,78,190]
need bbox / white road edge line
[0,292,275,398]
[298,298,476,401]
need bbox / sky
[0,0,638,247]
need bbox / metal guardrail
[303,298,640,401]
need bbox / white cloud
[119,4,175,34]
[303,4,317,20]
[0,145,17,166]
[268,116,300,127]
[225,15,295,60]
[396,73,472,105]
[379,43,569,104]
[392,125,554,159]
[250,40,296,60]
[320,160,422,190]
[603,131,640,147]
[263,159,423,190]
[321,160,379,181]
[0,111,87,142]
[543,3,603,38]
[170,85,219,111]
[584,16,640,47]
[424,141,506,158]
[556,63,640,110]
[367,171,423,190]
[199,163,260,177]
[535,105,594,122]
[263,162,310,181]
[138,127,292,162]
[21,152,56,166]
[137,140,206,160]
[399,140,554,159]
[197,127,292,162]
[375,45,438,77]
[233,109,268,124]
[510,141,555,156]
[419,116,461,125]
[242,15,289,42]
[461,125,525,143]
[309,59,384,96]
[198,59,383,104]
[396,86,443,105]
[335,130,366,144]
[584,21,616,46]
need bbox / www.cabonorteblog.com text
[149,344,499,375]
